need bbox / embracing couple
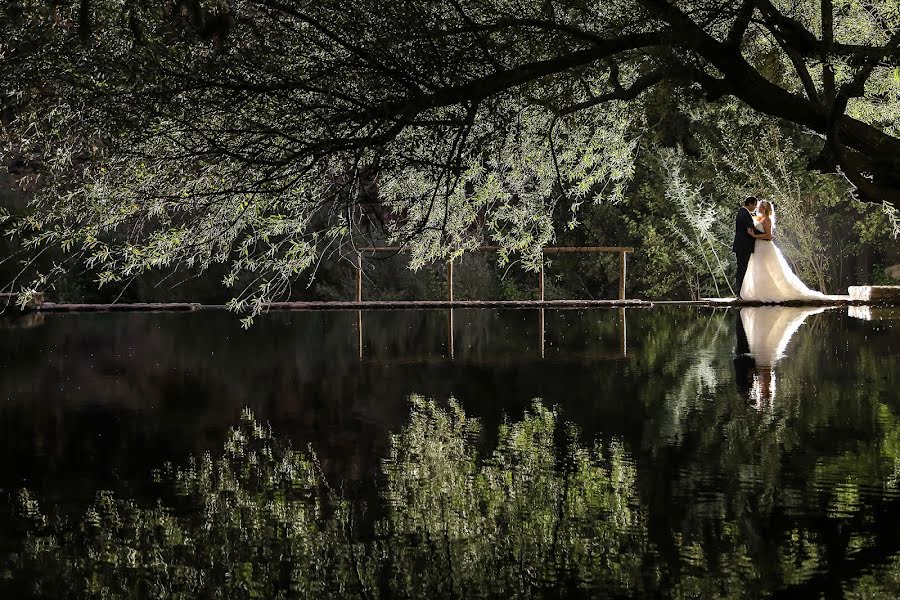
[732,196,827,303]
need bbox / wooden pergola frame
[355,246,634,302]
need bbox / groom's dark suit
[732,207,757,296]
[733,310,755,400]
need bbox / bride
[736,306,830,408]
[739,200,828,302]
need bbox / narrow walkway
[6,286,896,312]
[33,302,203,312]
[16,295,899,312]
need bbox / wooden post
[357,309,363,360]
[447,259,454,301]
[539,259,545,302]
[356,255,362,303]
[448,308,455,359]
[539,308,545,359]
[619,307,627,357]
[619,251,627,301]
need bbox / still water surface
[1,306,899,598]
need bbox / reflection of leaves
[377,396,647,596]
[5,400,651,598]
[8,409,345,599]
[8,390,900,599]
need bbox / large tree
[1,0,898,311]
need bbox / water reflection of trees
[7,394,900,599]
[377,398,647,597]
[3,308,900,597]
[646,308,900,599]
[5,402,647,598]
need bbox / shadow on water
[1,306,900,598]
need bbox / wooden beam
[542,246,634,253]
[619,250,627,301]
[359,246,634,253]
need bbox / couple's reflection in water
[734,306,829,408]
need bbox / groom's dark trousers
[732,208,756,295]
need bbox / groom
[732,196,761,299]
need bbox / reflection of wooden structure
[357,307,628,362]
[848,305,900,321]
[356,246,634,302]
[0,312,45,329]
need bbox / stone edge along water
[849,286,900,301]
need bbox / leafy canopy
[2,0,899,313]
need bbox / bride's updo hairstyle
[758,200,776,229]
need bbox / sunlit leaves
[2,0,900,313]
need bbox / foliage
[583,100,900,299]
[2,0,900,311]
[9,409,345,598]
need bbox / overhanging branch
[725,0,755,51]
[546,69,667,117]
[366,32,665,122]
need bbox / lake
[1,306,899,598]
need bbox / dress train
[740,240,828,302]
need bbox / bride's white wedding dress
[740,306,829,368]
[739,224,827,302]
[738,306,830,407]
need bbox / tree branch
[640,0,823,130]
[821,0,836,103]
[725,0,755,51]
[439,17,622,48]
[744,0,818,103]
[368,32,665,121]
[777,39,821,103]
[545,69,667,117]
[446,0,503,71]
[754,0,900,65]
[833,29,900,117]
[753,0,822,56]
